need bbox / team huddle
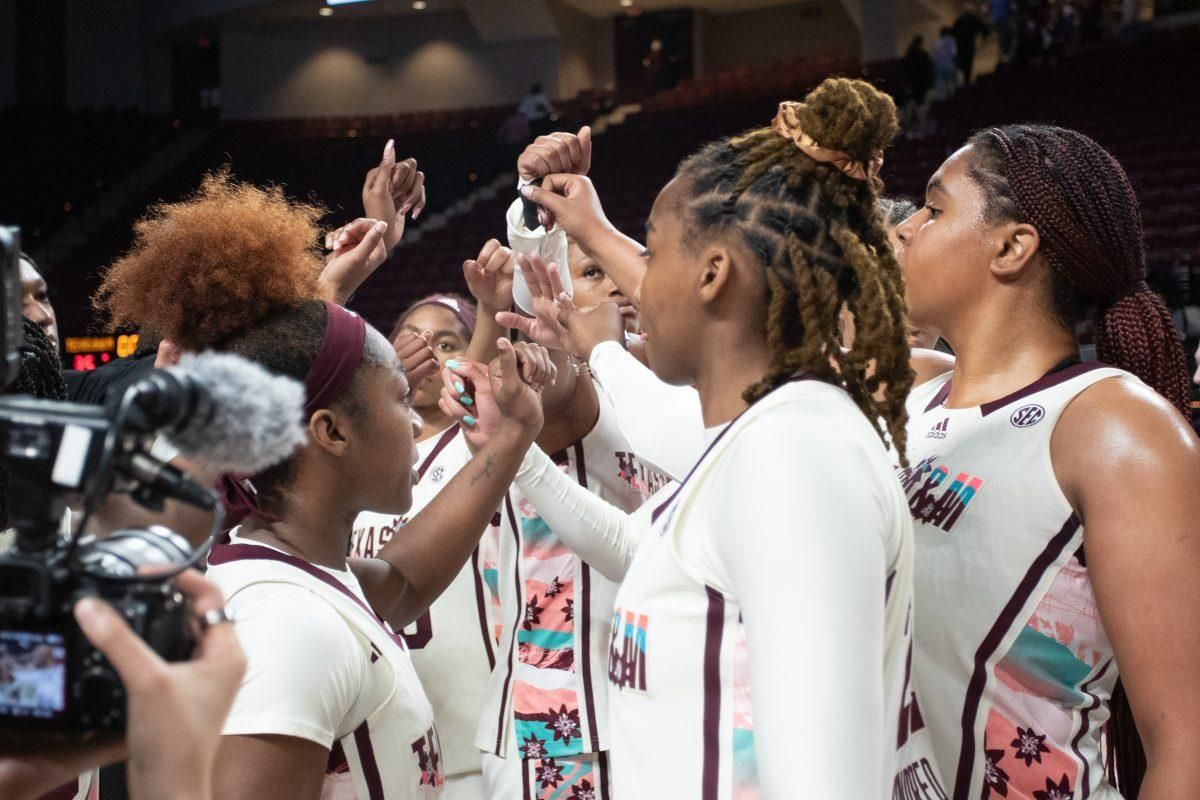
[87,76,1200,799]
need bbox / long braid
[677,77,911,462]
[966,124,1191,796]
[967,125,1190,415]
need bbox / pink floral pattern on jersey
[983,555,1115,798]
[524,753,604,799]
[731,619,761,799]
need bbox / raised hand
[517,127,593,230]
[520,173,611,244]
[494,253,570,351]
[363,141,426,252]
[463,239,515,313]
[518,127,593,182]
[394,331,438,394]
[556,299,626,361]
[438,342,553,450]
[320,217,389,304]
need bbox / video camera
[0,228,230,735]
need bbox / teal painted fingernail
[446,360,461,369]
[454,381,465,393]
[461,395,474,406]
[463,415,477,426]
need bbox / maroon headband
[219,301,368,525]
[304,301,368,415]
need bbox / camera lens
[77,528,192,578]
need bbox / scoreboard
[63,334,140,371]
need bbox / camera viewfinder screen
[0,631,67,719]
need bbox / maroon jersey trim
[417,425,460,480]
[701,586,726,800]
[494,494,522,756]
[952,514,1081,799]
[572,440,603,752]
[472,544,497,670]
[1070,657,1114,799]
[353,721,385,800]
[923,361,1110,415]
[207,538,405,648]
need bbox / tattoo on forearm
[470,454,496,486]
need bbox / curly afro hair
[94,168,328,351]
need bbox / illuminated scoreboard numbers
[64,334,139,371]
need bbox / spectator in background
[932,27,959,100]
[902,35,935,136]
[18,253,58,352]
[1051,1,1082,60]
[642,38,668,95]
[953,2,991,85]
[989,0,1016,60]
[518,83,556,138]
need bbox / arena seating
[0,107,184,250]
[16,26,1199,340]
[358,27,1200,330]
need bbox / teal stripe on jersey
[518,629,574,650]
[1004,624,1092,701]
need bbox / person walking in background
[902,36,935,136]
[989,0,1016,61]
[932,27,959,100]
[518,84,556,138]
[953,2,991,85]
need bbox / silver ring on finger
[201,607,235,630]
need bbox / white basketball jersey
[351,425,499,782]
[208,534,444,799]
[903,363,1131,800]
[476,385,669,761]
[607,380,916,799]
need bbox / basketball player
[454,143,670,800]
[348,288,496,800]
[94,171,555,800]
[518,77,921,797]
[895,125,1200,798]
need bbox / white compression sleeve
[704,415,892,798]
[514,445,653,582]
[588,341,705,481]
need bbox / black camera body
[0,230,209,736]
[0,543,193,732]
[0,395,202,734]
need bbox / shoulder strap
[209,540,405,648]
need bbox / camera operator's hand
[0,570,244,800]
[77,569,245,800]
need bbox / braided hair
[966,124,1191,795]
[675,77,912,462]
[967,124,1190,415]
[0,318,68,528]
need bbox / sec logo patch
[1010,404,1046,428]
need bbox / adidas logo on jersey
[925,417,949,439]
